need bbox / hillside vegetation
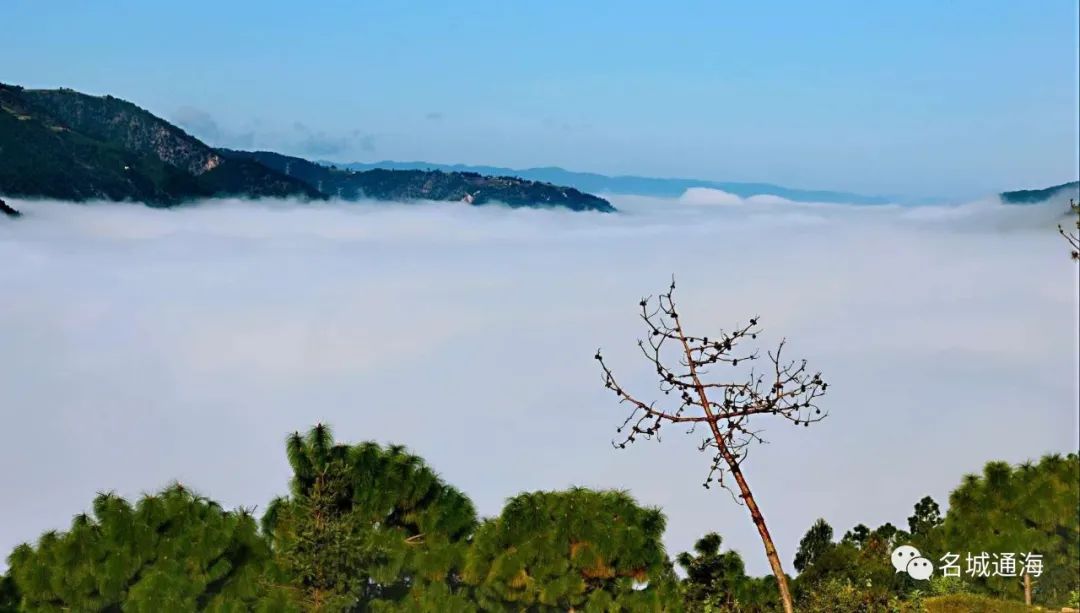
[0,84,320,205]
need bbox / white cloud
[679,187,743,206]
[0,195,1076,575]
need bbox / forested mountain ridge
[334,160,892,204]
[221,149,615,211]
[0,83,321,205]
[0,83,614,212]
[1000,180,1079,204]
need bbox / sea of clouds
[0,191,1076,574]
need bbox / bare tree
[1059,198,1079,260]
[595,279,828,613]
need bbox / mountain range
[336,162,1080,208]
[2,82,1076,217]
[221,150,613,211]
[0,83,612,212]
[331,160,892,205]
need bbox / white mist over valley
[0,192,1076,574]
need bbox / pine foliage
[942,453,1080,606]
[464,488,679,611]
[6,484,272,611]
[263,424,478,611]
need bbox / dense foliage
[464,488,678,610]
[262,425,477,611]
[677,533,778,611]
[5,485,273,611]
[2,428,1076,612]
[779,454,1080,612]
[941,454,1079,606]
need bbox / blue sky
[3,1,1078,198]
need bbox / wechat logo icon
[891,545,934,580]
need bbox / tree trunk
[1023,572,1032,606]
[721,446,795,613]
[674,323,796,613]
[692,385,795,611]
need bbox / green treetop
[464,488,679,611]
[676,532,778,612]
[6,484,273,612]
[262,424,478,612]
[942,453,1079,607]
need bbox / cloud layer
[0,192,1076,574]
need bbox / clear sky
[3,0,1078,198]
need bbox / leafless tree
[595,279,828,613]
[1059,199,1079,260]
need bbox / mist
[1,192,1076,575]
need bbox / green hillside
[0,83,320,205]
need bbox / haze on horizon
[2,0,1078,200]
[1,192,1076,575]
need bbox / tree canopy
[262,424,478,611]
[677,532,778,612]
[941,453,1079,606]
[793,519,833,573]
[464,488,679,611]
[2,428,1076,612]
[6,484,273,612]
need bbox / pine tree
[792,520,904,605]
[906,496,942,538]
[0,573,18,613]
[942,453,1080,607]
[5,484,275,611]
[464,488,680,611]
[839,524,869,548]
[793,519,834,573]
[262,424,478,611]
[677,532,778,611]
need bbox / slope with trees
[0,83,320,205]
